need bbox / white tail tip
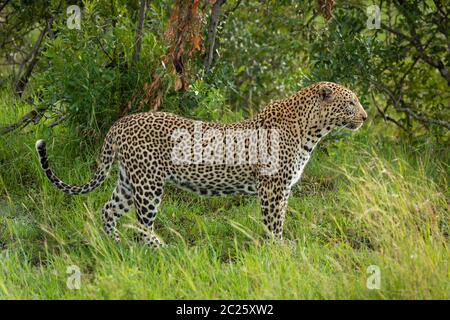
[35,139,46,150]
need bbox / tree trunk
[132,0,147,66]
[203,0,226,73]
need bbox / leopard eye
[346,103,355,115]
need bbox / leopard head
[314,81,367,131]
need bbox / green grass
[0,91,448,299]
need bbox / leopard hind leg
[101,165,133,241]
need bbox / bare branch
[386,3,450,86]
[94,36,114,64]
[0,109,41,135]
[47,114,68,128]
[380,22,413,42]
[370,92,407,131]
[0,0,11,13]
[408,23,450,85]
[396,102,450,130]
[14,18,53,96]
[381,16,450,85]
[394,56,420,96]
[370,79,450,130]
[224,0,242,18]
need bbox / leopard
[35,81,367,247]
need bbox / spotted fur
[36,81,367,247]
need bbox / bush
[31,1,166,136]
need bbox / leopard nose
[360,107,368,121]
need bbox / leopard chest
[288,150,311,188]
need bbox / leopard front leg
[257,178,291,240]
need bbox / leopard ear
[318,85,333,101]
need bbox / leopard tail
[35,137,115,195]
